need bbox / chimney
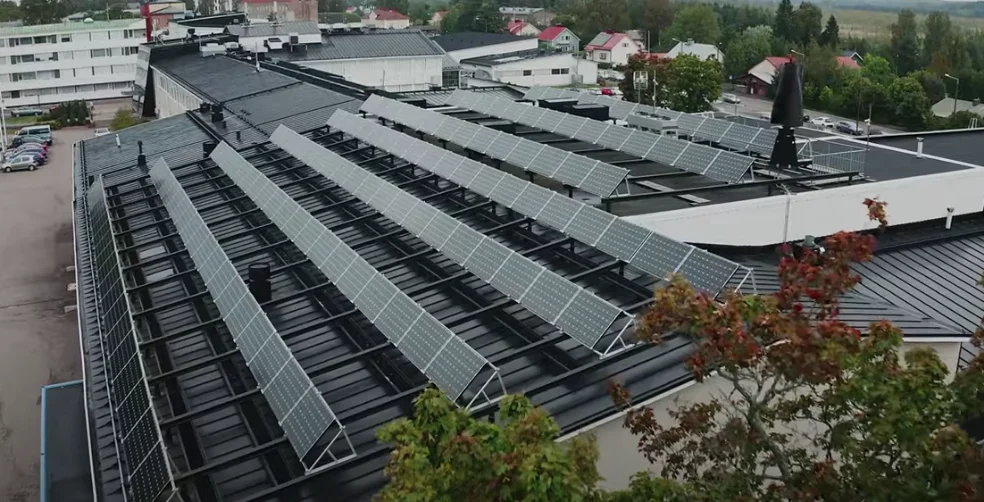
[248,263,272,303]
[916,137,924,158]
[202,140,218,157]
[211,107,224,123]
[137,140,146,167]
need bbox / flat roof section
[41,381,93,502]
[868,129,984,168]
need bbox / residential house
[363,8,410,29]
[506,19,541,37]
[666,39,724,63]
[241,0,317,23]
[737,56,791,96]
[584,31,644,66]
[626,29,646,48]
[931,97,984,118]
[841,49,864,65]
[538,25,578,53]
[460,49,597,87]
[835,55,860,69]
[499,6,556,26]
[433,32,537,62]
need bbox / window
[93,66,112,76]
[59,51,73,60]
[60,34,71,43]
[124,29,136,38]
[123,46,139,56]
[0,39,6,47]
[33,35,55,44]
[111,64,132,74]
[74,68,93,77]
[91,49,109,58]
[600,52,608,61]
[13,37,32,46]
[76,84,94,93]
[90,31,108,41]
[12,72,37,81]
[39,87,56,96]
[93,83,110,91]
[551,68,570,75]
[523,70,532,76]
[562,35,569,41]
[36,69,60,79]
[623,43,629,48]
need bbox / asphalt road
[715,93,903,135]
[0,127,86,502]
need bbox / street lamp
[944,73,960,117]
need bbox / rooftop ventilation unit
[626,113,678,136]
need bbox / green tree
[20,0,60,25]
[619,54,671,106]
[773,0,795,43]
[409,2,433,25]
[376,388,604,502]
[888,76,930,129]
[793,1,823,47]
[665,4,720,44]
[441,0,502,33]
[110,108,139,131]
[612,201,984,502]
[819,14,839,49]
[568,0,630,43]
[910,69,946,104]
[861,53,894,87]
[890,9,920,76]
[639,0,673,49]
[325,0,345,12]
[0,0,20,21]
[923,11,952,65]
[724,25,772,82]
[665,54,723,112]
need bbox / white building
[666,39,724,63]
[275,30,447,92]
[433,32,538,64]
[460,50,597,88]
[584,31,644,66]
[363,8,411,30]
[0,18,145,109]
[225,21,321,52]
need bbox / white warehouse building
[461,50,597,88]
[0,18,145,108]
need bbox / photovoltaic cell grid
[575,90,777,157]
[210,140,504,407]
[326,110,749,301]
[147,159,355,470]
[273,122,629,356]
[361,94,629,197]
[446,90,754,185]
[522,87,582,101]
[86,178,180,502]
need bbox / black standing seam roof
[74,45,984,502]
[431,32,535,52]
[276,31,447,61]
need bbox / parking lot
[0,127,87,502]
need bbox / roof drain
[248,263,271,303]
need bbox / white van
[15,125,52,145]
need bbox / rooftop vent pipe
[917,137,924,158]
[946,207,955,229]
[203,140,218,157]
[248,263,271,303]
[137,140,146,167]
[211,108,224,123]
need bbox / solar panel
[719,124,758,151]
[749,128,777,155]
[675,146,721,176]
[328,110,748,303]
[358,95,628,197]
[87,177,180,502]
[467,165,505,197]
[630,232,693,280]
[213,137,502,407]
[554,115,584,137]
[280,387,334,458]
[271,124,630,357]
[677,248,740,294]
[648,137,688,166]
[598,124,633,150]
[576,120,609,143]
[705,153,753,184]
[695,119,733,142]
[555,289,622,347]
[149,157,354,470]
[555,154,598,187]
[528,147,569,178]
[621,131,657,158]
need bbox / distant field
[830,8,984,39]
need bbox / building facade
[461,51,597,88]
[241,0,318,23]
[363,9,410,30]
[433,32,538,63]
[584,31,643,66]
[538,25,578,53]
[0,19,145,108]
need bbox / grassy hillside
[832,7,984,38]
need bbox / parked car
[836,121,863,135]
[2,154,38,172]
[811,116,834,128]
[10,108,44,117]
[4,149,45,164]
[93,127,111,137]
[11,135,45,148]
[10,143,47,158]
[722,93,741,104]
[15,125,52,145]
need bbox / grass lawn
[3,115,40,126]
[831,8,984,40]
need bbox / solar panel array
[209,140,504,407]
[148,159,355,470]
[446,89,753,185]
[327,110,746,297]
[576,91,779,157]
[360,94,630,197]
[270,124,632,357]
[87,177,180,502]
[523,87,582,101]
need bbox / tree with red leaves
[612,199,984,501]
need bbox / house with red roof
[739,54,860,96]
[835,55,861,69]
[364,8,410,29]
[507,19,541,37]
[538,25,579,53]
[584,31,644,66]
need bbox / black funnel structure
[768,60,805,170]
[248,263,271,303]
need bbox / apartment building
[0,18,145,109]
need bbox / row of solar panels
[88,179,178,502]
[448,89,754,185]
[524,86,583,101]
[149,159,352,469]
[212,137,504,406]
[573,91,778,157]
[273,124,632,357]
[330,109,747,297]
[361,94,629,198]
